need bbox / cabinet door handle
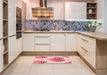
[81,47,88,52]
[9,34,16,37]
[36,43,49,45]
[81,38,88,42]
[35,36,49,38]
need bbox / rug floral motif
[33,56,72,64]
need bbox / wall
[94,0,104,32]
[47,0,65,20]
[95,0,104,20]
[104,0,107,33]
[16,0,23,8]
[23,0,39,20]
[22,1,26,31]
[25,20,97,32]
[23,0,94,20]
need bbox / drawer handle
[36,44,49,45]
[81,38,88,42]
[81,47,88,52]
[35,36,49,38]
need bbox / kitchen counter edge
[22,31,107,40]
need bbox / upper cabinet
[8,0,16,36]
[87,3,97,19]
[65,2,86,20]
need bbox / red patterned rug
[33,56,72,64]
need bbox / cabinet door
[0,52,3,73]
[8,36,17,64]
[51,33,66,51]
[0,0,3,38]
[8,0,16,36]
[65,2,86,19]
[66,34,77,51]
[0,40,3,72]
[22,33,35,51]
[88,37,96,68]
[16,38,22,54]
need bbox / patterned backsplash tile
[25,20,90,31]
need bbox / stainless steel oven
[16,7,22,39]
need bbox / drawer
[80,46,89,61]
[35,33,50,37]
[79,35,95,50]
[35,45,50,51]
[79,35,89,45]
[35,37,50,44]
[80,46,89,55]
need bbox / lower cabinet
[35,33,50,51]
[78,35,96,68]
[16,38,22,54]
[8,36,17,64]
[22,33,35,51]
[22,33,78,52]
[0,40,3,73]
[66,33,77,51]
[51,33,66,51]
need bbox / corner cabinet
[65,2,86,19]
[51,33,66,51]
[78,34,96,68]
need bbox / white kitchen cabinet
[51,33,66,51]
[0,52,3,73]
[65,2,86,19]
[8,0,16,36]
[16,38,22,54]
[35,33,50,51]
[22,33,35,51]
[35,45,50,51]
[78,35,96,68]
[8,36,17,64]
[87,37,96,68]
[0,0,3,39]
[66,34,77,51]
[0,40,3,73]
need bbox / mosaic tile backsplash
[25,20,90,31]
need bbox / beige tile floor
[2,55,96,75]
